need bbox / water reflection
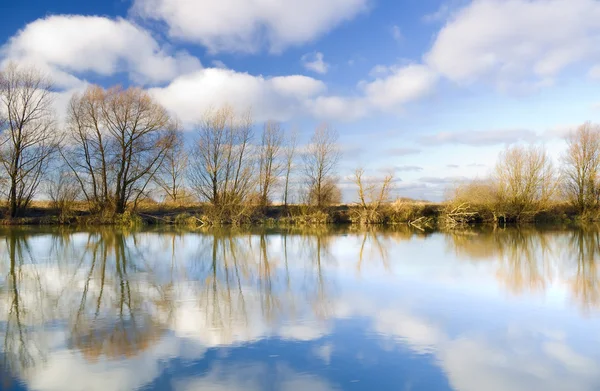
[0,226,599,390]
[446,227,600,311]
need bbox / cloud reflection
[0,227,599,390]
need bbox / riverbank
[0,200,586,228]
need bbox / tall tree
[562,122,600,214]
[63,85,173,214]
[188,106,254,207]
[258,120,283,206]
[302,124,341,208]
[0,63,58,218]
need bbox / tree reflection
[0,226,346,384]
[447,227,600,311]
[66,230,165,362]
[567,227,600,312]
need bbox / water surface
[1,226,599,391]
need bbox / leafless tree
[188,106,255,208]
[302,124,341,208]
[282,128,297,206]
[45,166,81,220]
[258,120,283,206]
[562,122,600,214]
[62,86,110,211]
[495,145,556,221]
[0,63,59,218]
[153,126,189,204]
[353,167,393,223]
[63,85,173,214]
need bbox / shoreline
[0,202,587,228]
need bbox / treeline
[2,62,600,227]
[445,122,600,226]
[0,63,356,224]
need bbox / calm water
[1,226,600,391]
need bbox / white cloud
[362,64,437,110]
[212,60,227,69]
[148,68,327,123]
[150,63,435,124]
[0,15,201,87]
[131,0,369,53]
[301,52,329,74]
[425,0,600,87]
[306,96,369,121]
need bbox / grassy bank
[0,200,587,228]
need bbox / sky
[1,0,600,201]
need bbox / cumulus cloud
[150,63,436,123]
[301,52,329,74]
[0,14,436,125]
[420,129,537,146]
[425,0,600,87]
[131,0,369,53]
[0,15,201,87]
[148,69,327,123]
[361,64,437,110]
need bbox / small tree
[353,167,394,223]
[153,127,189,204]
[282,128,297,206]
[188,106,256,223]
[45,167,81,220]
[302,124,341,208]
[258,120,283,206]
[562,122,600,214]
[0,63,59,218]
[495,145,556,221]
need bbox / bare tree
[302,124,341,208]
[282,128,297,206]
[62,85,173,214]
[153,126,189,204]
[258,120,283,206]
[495,145,556,221]
[353,167,394,223]
[62,86,110,211]
[0,63,58,218]
[45,166,81,220]
[189,106,255,209]
[562,122,600,214]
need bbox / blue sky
[1,0,600,200]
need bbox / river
[0,226,599,390]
